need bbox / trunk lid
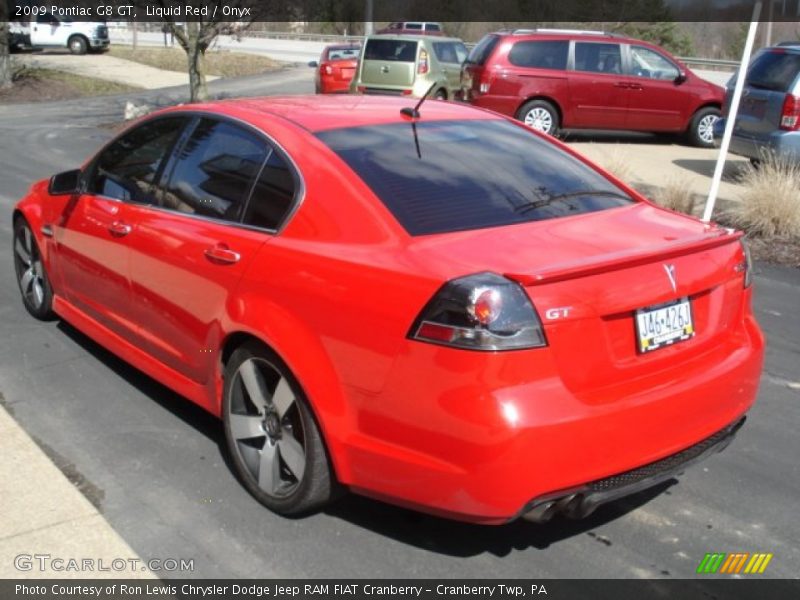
[406,203,748,397]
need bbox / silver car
[713,43,800,164]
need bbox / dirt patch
[0,67,140,104]
[109,46,283,78]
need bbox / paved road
[1,72,798,579]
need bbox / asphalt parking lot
[1,70,799,579]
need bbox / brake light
[479,69,496,94]
[410,273,547,351]
[418,49,429,75]
[323,65,333,75]
[780,93,800,130]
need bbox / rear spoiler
[506,229,742,286]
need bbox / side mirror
[675,70,687,84]
[48,169,82,196]
[308,60,319,68]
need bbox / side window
[242,149,296,231]
[433,42,460,64]
[405,23,423,30]
[426,24,442,32]
[574,42,622,74]
[36,14,59,25]
[508,40,569,70]
[88,117,185,204]
[630,46,679,80]
[162,119,267,221]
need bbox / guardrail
[676,57,738,70]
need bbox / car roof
[367,34,463,43]
[490,29,640,45]
[166,95,503,133]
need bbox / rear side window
[317,120,632,236]
[746,50,800,92]
[508,40,568,70]
[432,41,467,64]
[364,39,418,62]
[162,119,267,221]
[467,34,501,65]
[426,24,442,32]
[575,42,622,74]
[89,117,185,204]
[242,150,296,231]
[405,23,423,30]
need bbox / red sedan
[312,43,360,94]
[13,96,763,524]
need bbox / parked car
[310,43,361,94]
[351,35,468,99]
[376,22,444,36]
[13,96,763,524]
[11,13,109,54]
[713,44,800,164]
[462,29,723,146]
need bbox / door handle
[614,82,630,88]
[204,245,240,264]
[108,221,132,236]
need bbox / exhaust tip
[523,500,557,523]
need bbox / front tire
[687,107,720,148]
[223,341,338,515]
[68,35,88,55]
[13,218,55,320]
[517,99,560,136]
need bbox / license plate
[635,297,695,353]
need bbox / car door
[624,44,689,131]
[567,41,631,129]
[31,13,62,46]
[53,116,188,343]
[124,117,285,384]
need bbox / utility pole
[364,0,373,35]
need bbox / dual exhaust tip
[522,493,595,523]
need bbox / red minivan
[462,29,724,147]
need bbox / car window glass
[432,42,462,64]
[327,47,359,61]
[36,14,58,24]
[746,51,800,92]
[406,23,423,30]
[365,39,418,62]
[575,42,622,74]
[467,35,500,65]
[427,24,442,32]
[162,119,267,222]
[318,120,632,236]
[508,40,569,70]
[88,117,185,204]
[242,150,296,231]
[630,46,679,80]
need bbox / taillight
[410,273,547,351]
[418,49,429,75]
[780,93,800,130]
[739,239,754,288]
[479,69,495,94]
[323,65,333,75]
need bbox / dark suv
[461,29,724,147]
[713,44,800,164]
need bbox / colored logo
[697,552,773,574]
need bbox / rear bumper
[342,312,764,524]
[713,117,800,161]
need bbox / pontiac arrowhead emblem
[664,264,677,294]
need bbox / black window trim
[82,111,305,236]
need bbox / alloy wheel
[697,114,718,145]
[14,224,46,310]
[228,357,307,498]
[524,107,554,134]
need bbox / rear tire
[68,35,88,55]
[13,218,55,320]
[223,341,339,516]
[516,99,559,136]
[434,89,447,100]
[687,106,720,148]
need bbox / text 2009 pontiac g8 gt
[13,96,763,524]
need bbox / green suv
[351,34,468,99]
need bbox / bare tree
[1,0,12,89]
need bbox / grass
[0,64,140,104]
[598,146,634,183]
[728,155,800,238]
[108,46,283,78]
[652,178,697,216]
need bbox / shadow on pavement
[673,158,749,181]
[561,130,676,145]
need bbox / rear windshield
[326,46,359,61]
[746,50,800,91]
[467,35,501,65]
[317,120,633,236]
[364,39,419,62]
